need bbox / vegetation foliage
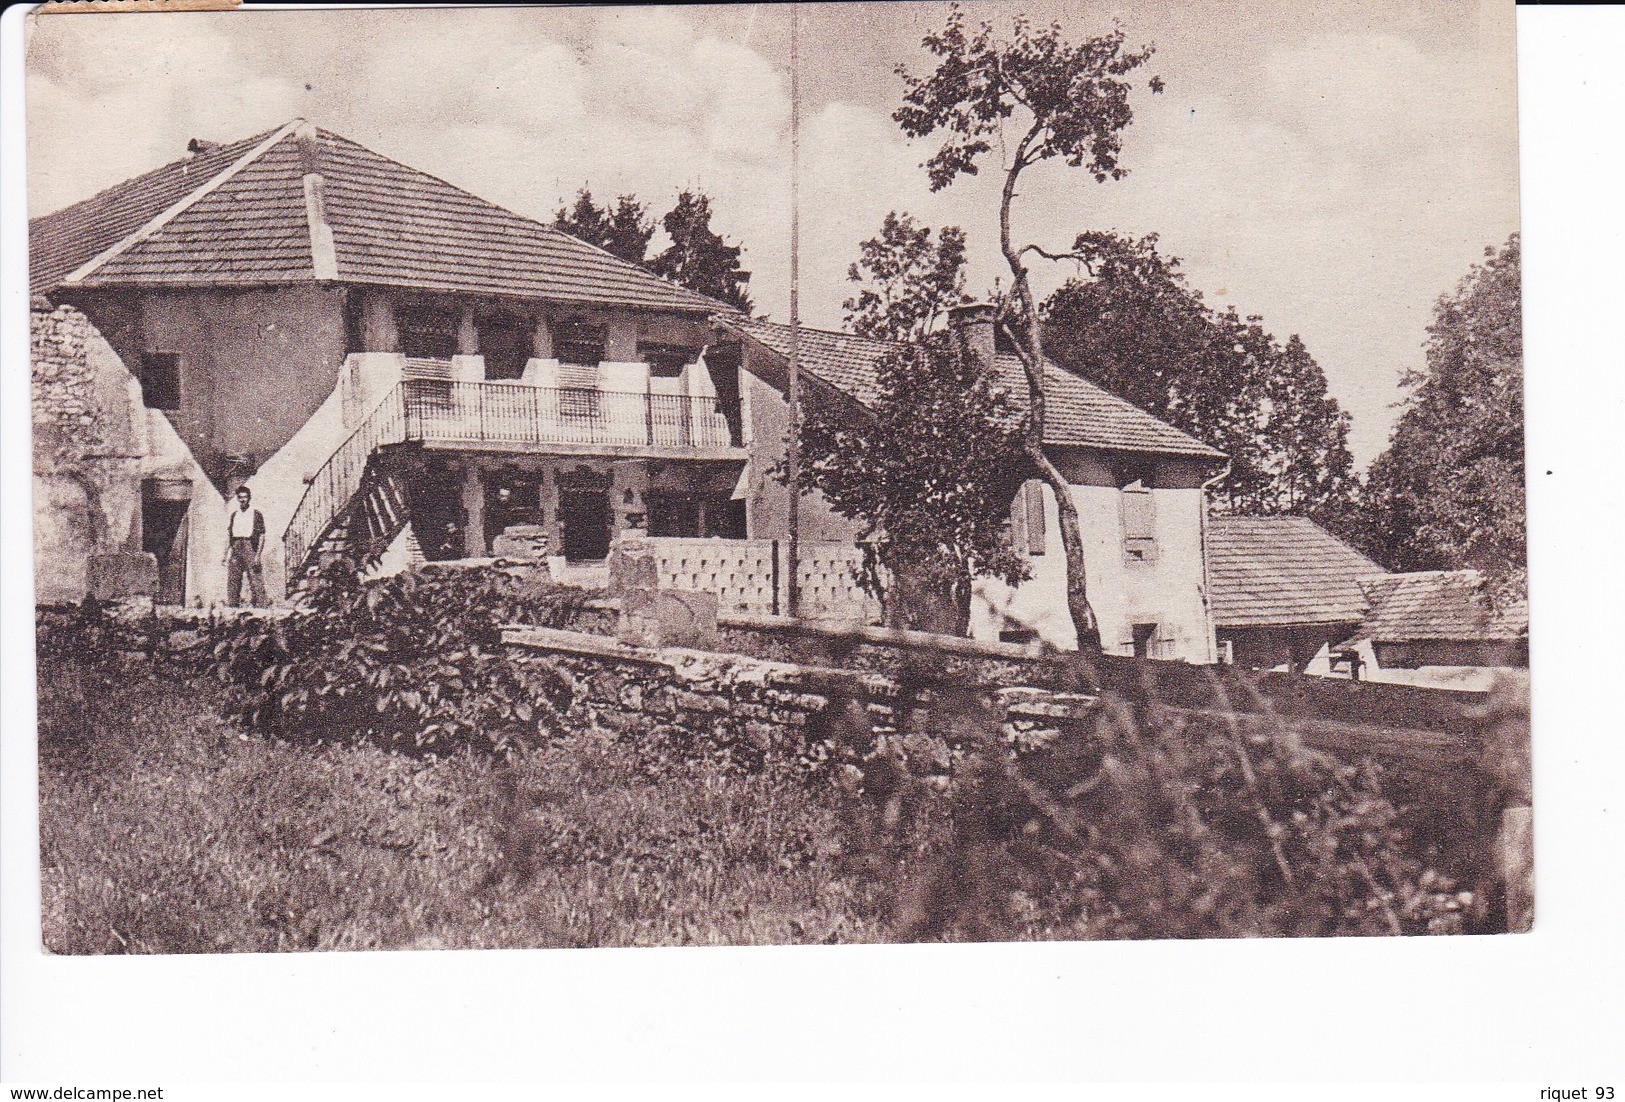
[797,333,1030,634]
[893,6,1165,650]
[39,583,1518,949]
[210,560,585,756]
[1043,232,1357,523]
[1357,234,1525,599]
[553,186,753,313]
[844,212,969,343]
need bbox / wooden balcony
[400,379,746,460]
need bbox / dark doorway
[409,463,467,561]
[484,473,543,549]
[142,492,190,605]
[478,313,532,382]
[559,490,611,561]
[647,491,746,538]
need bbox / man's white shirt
[229,506,258,539]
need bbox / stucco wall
[69,285,348,484]
[971,454,1216,660]
[739,358,865,545]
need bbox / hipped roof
[29,120,725,315]
[719,317,1225,461]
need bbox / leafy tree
[844,212,969,342]
[552,188,656,266]
[798,332,1029,635]
[894,7,1161,650]
[649,189,754,313]
[1041,231,1355,524]
[1360,234,1524,597]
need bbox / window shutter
[1025,480,1047,555]
[559,362,600,390]
[1121,484,1156,540]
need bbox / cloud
[24,5,1518,466]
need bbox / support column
[461,463,486,558]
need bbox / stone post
[461,464,486,558]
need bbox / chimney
[947,302,997,374]
[293,121,339,280]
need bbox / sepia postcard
[21,0,1528,966]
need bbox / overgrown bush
[213,558,586,756]
[820,657,1504,941]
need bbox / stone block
[88,551,158,601]
[491,525,550,561]
[607,539,660,597]
[617,587,719,651]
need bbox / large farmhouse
[30,119,1227,660]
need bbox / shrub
[824,661,1499,941]
[213,557,585,756]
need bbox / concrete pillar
[605,312,639,362]
[362,293,398,353]
[461,463,486,558]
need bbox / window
[1130,622,1176,660]
[397,306,458,361]
[478,313,532,381]
[553,318,606,367]
[1120,477,1157,564]
[1010,479,1047,555]
[139,352,181,411]
[640,343,697,380]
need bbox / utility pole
[786,1,802,619]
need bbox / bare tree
[895,8,1161,650]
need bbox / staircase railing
[283,379,746,584]
[283,386,407,581]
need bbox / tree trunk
[1027,446,1101,650]
[999,130,1102,652]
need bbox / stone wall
[32,301,148,604]
[32,300,223,607]
[503,626,876,774]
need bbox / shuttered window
[553,319,605,367]
[1120,480,1157,564]
[1010,479,1047,556]
[1023,480,1046,555]
[558,362,600,418]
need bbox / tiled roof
[30,121,725,315]
[1343,570,1529,645]
[720,317,1225,460]
[1207,515,1387,628]
[28,126,282,295]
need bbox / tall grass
[39,659,884,953]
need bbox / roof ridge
[60,120,304,287]
[314,128,726,311]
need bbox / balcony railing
[284,379,746,588]
[401,379,742,450]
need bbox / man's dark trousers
[227,537,267,606]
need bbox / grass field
[38,658,893,953]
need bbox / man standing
[224,485,267,606]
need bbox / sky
[24,1,1520,467]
